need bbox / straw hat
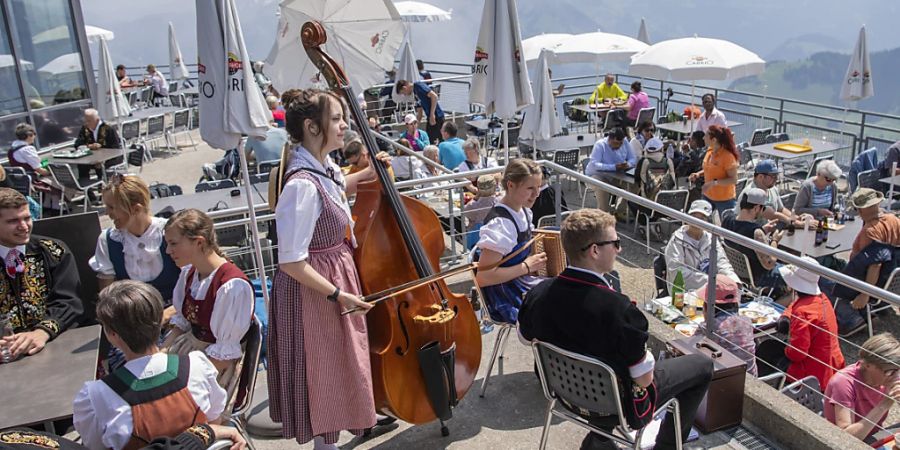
[849,188,884,210]
[476,175,497,198]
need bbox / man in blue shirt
[245,126,288,164]
[438,122,465,171]
[396,79,444,141]
[585,128,636,212]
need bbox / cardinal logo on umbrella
[227,52,242,76]
[475,47,489,62]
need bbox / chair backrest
[140,86,153,105]
[634,107,656,129]
[536,210,573,229]
[735,178,749,196]
[257,159,279,175]
[432,83,442,97]
[775,133,790,142]
[121,119,141,142]
[127,90,138,107]
[650,189,689,219]
[231,316,262,416]
[885,267,900,295]
[532,341,628,428]
[807,156,834,181]
[127,149,144,167]
[249,172,269,184]
[48,163,81,190]
[195,179,237,192]
[552,149,580,171]
[563,101,573,118]
[781,376,823,415]
[7,172,31,197]
[781,192,797,210]
[168,81,178,93]
[147,114,165,136]
[750,128,773,146]
[723,243,757,288]
[190,107,200,129]
[173,109,190,130]
[857,169,881,191]
[764,134,778,144]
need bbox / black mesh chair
[633,190,689,254]
[750,128,772,146]
[257,160,280,175]
[48,163,104,213]
[552,148,581,190]
[169,108,196,149]
[120,119,141,146]
[533,341,681,450]
[857,169,882,191]
[634,107,656,129]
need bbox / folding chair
[633,190,689,254]
[834,267,900,338]
[634,107,656,129]
[722,244,772,297]
[225,317,263,450]
[48,163,104,213]
[533,340,682,450]
[781,375,823,415]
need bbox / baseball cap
[742,187,767,206]
[754,159,778,175]
[697,274,740,304]
[688,199,713,218]
[403,114,418,125]
[644,137,664,153]
[849,187,884,210]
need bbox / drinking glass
[0,315,14,363]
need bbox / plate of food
[739,301,781,328]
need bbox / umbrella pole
[237,137,271,308]
[504,118,510,163]
[690,81,695,133]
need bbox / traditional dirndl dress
[267,170,376,445]
[475,205,542,324]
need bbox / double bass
[301,22,482,435]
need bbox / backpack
[639,157,675,200]
[568,98,589,122]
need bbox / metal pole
[236,137,270,308]
[703,234,719,337]
[857,110,867,159]
[554,173,562,226]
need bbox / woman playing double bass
[266,88,390,449]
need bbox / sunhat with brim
[696,274,740,304]
[476,175,497,198]
[849,188,884,210]
[778,256,821,295]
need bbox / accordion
[533,229,567,277]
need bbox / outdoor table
[647,296,784,337]
[151,182,269,216]
[521,133,600,157]
[594,168,636,186]
[0,325,101,432]
[880,175,900,198]
[464,118,496,131]
[50,147,124,167]
[656,120,743,138]
[777,218,863,258]
[570,103,619,133]
[744,138,844,161]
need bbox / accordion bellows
[533,229,566,277]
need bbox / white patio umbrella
[38,53,82,75]
[521,49,561,142]
[33,25,113,45]
[96,36,131,122]
[393,39,419,103]
[0,55,32,69]
[197,0,271,305]
[840,26,874,102]
[470,0,533,162]
[629,36,765,129]
[168,22,190,81]
[522,32,571,65]
[637,17,651,45]
[551,32,648,65]
[265,0,404,94]
[394,1,452,22]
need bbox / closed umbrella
[521,49,561,142]
[197,0,271,304]
[840,26,873,102]
[96,36,131,122]
[522,32,570,65]
[637,17,651,45]
[469,0,533,162]
[394,1,452,22]
[393,39,419,103]
[168,22,190,82]
[265,0,404,94]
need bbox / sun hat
[644,137,664,153]
[476,175,497,198]
[696,274,740,304]
[754,159,778,175]
[849,187,884,210]
[404,113,418,125]
[778,256,821,295]
[688,199,713,218]
[742,187,767,206]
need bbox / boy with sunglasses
[518,209,713,450]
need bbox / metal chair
[633,190,689,254]
[835,267,900,338]
[168,108,197,150]
[857,168,882,191]
[225,316,262,450]
[48,163,104,213]
[196,179,237,192]
[533,340,682,450]
[780,192,797,210]
[536,210,574,229]
[120,119,141,146]
[750,128,773,146]
[758,372,786,391]
[5,169,32,198]
[249,172,269,184]
[552,148,581,191]
[471,284,518,399]
[634,107,656,129]
[144,114,166,158]
[139,86,153,109]
[580,158,596,208]
[722,244,772,297]
[780,375,823,415]
[256,159,280,175]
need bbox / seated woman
[825,333,900,441]
[474,159,547,323]
[161,209,254,401]
[779,257,845,388]
[74,280,226,450]
[793,160,842,219]
[698,275,757,375]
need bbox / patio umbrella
[637,17,651,45]
[168,22,190,81]
[469,0,533,162]
[392,39,419,103]
[840,26,873,102]
[521,49,561,142]
[0,55,32,69]
[522,32,571,65]
[265,0,404,94]
[551,31,648,65]
[96,36,132,122]
[394,1,452,22]
[197,0,271,305]
[38,53,82,75]
[33,24,113,45]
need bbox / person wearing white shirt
[145,64,169,105]
[694,93,727,133]
[160,209,253,402]
[8,123,50,177]
[455,137,498,193]
[74,280,227,450]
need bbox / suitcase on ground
[667,335,746,433]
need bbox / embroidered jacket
[0,235,83,339]
[74,122,122,149]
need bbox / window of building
[10,0,88,110]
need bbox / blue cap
[754,159,778,175]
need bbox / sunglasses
[581,239,621,252]
[824,177,836,183]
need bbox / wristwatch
[326,287,341,303]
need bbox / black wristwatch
[327,287,341,303]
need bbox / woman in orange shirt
[688,125,739,214]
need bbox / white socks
[312,436,337,450]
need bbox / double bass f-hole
[395,300,411,356]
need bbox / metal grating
[727,425,780,450]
